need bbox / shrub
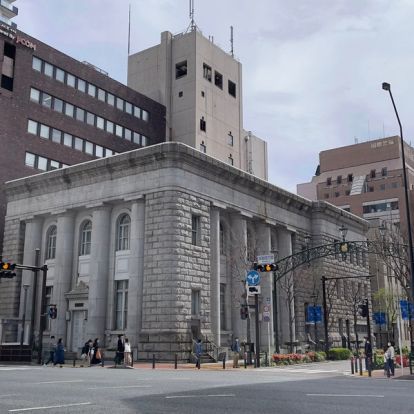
[396,355,409,368]
[327,348,352,360]
[315,351,326,362]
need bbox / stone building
[1,143,370,359]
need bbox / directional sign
[256,254,275,265]
[246,270,261,286]
[263,311,271,322]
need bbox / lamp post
[271,250,280,353]
[382,82,414,359]
[19,284,30,359]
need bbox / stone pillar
[230,215,247,340]
[88,206,111,341]
[210,207,221,346]
[52,212,75,341]
[127,199,145,348]
[277,229,296,350]
[19,218,43,344]
[256,223,273,351]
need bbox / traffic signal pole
[37,265,48,364]
[255,294,260,368]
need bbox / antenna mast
[128,4,131,55]
[230,26,234,57]
[189,0,196,31]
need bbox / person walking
[115,334,124,365]
[232,337,241,368]
[81,339,92,367]
[124,338,132,366]
[194,339,202,369]
[386,341,395,377]
[44,336,56,366]
[91,338,102,365]
[364,337,372,372]
[53,338,65,367]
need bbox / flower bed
[272,351,326,365]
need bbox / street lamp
[339,225,348,242]
[271,250,280,353]
[382,81,414,360]
[19,284,30,359]
[304,234,311,265]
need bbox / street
[0,361,413,413]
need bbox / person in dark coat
[364,337,373,371]
[53,338,65,367]
[115,334,124,365]
[91,338,102,365]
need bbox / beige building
[128,28,268,180]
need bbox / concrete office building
[0,0,17,28]
[0,143,369,359]
[0,23,166,252]
[128,28,268,181]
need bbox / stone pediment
[65,281,89,300]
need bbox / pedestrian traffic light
[254,263,278,272]
[49,304,57,319]
[358,302,368,317]
[0,262,16,279]
[240,304,249,320]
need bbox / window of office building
[53,98,63,113]
[176,61,187,79]
[25,152,36,168]
[32,56,42,72]
[337,175,342,184]
[327,177,332,186]
[228,154,234,166]
[80,220,92,256]
[97,88,106,102]
[85,141,93,155]
[115,280,128,330]
[86,112,95,126]
[227,132,233,146]
[370,169,376,178]
[41,92,52,108]
[30,87,40,103]
[203,63,212,82]
[87,83,96,98]
[74,137,83,151]
[115,124,123,138]
[214,71,223,89]
[200,141,206,153]
[44,62,53,77]
[64,102,74,117]
[191,289,200,316]
[67,73,76,88]
[77,78,86,93]
[63,133,72,147]
[191,215,200,246]
[107,93,115,106]
[46,226,57,260]
[51,128,61,143]
[116,97,124,111]
[125,102,132,115]
[55,68,65,83]
[200,117,206,132]
[228,80,236,97]
[117,214,131,251]
[27,119,38,135]
[220,284,226,330]
[39,124,50,139]
[382,167,388,177]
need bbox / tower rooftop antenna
[186,0,198,32]
[230,26,234,57]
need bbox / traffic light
[254,263,278,272]
[49,304,57,319]
[358,302,368,317]
[240,304,249,320]
[0,262,16,279]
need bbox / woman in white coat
[124,338,132,366]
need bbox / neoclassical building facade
[0,143,370,359]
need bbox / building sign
[0,23,36,51]
[306,305,322,324]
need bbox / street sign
[263,304,270,313]
[247,285,261,296]
[263,311,271,322]
[306,305,322,324]
[246,270,261,286]
[373,312,386,325]
[256,254,275,265]
[400,300,414,320]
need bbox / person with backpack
[81,339,92,367]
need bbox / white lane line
[0,394,17,398]
[9,402,92,412]
[307,394,384,398]
[36,380,84,384]
[166,394,235,399]
[87,385,152,390]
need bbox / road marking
[87,385,152,390]
[166,394,235,399]
[0,394,17,398]
[9,402,92,412]
[307,394,384,398]
[36,380,84,384]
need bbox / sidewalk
[351,367,413,379]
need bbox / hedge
[327,348,352,360]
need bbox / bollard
[368,357,372,377]
[354,355,358,373]
[73,359,76,368]
[351,357,355,375]
[222,355,226,370]
[131,350,134,368]
[174,353,178,369]
[198,357,201,370]
[152,354,155,369]
[265,351,268,367]
[359,357,363,376]
[244,352,247,369]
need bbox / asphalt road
[0,362,412,413]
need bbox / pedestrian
[364,337,372,371]
[386,341,395,377]
[81,339,92,367]
[124,337,132,366]
[194,339,202,368]
[383,346,389,376]
[91,338,102,365]
[232,337,241,368]
[44,335,56,366]
[53,338,65,367]
[115,334,124,365]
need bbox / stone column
[127,199,145,348]
[255,222,273,351]
[52,212,75,341]
[210,207,221,346]
[230,215,247,340]
[19,218,43,344]
[87,206,111,341]
[277,229,296,350]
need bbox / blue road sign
[400,300,414,320]
[246,270,261,286]
[306,305,322,324]
[373,312,386,325]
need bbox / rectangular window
[50,160,59,170]
[95,145,104,158]
[191,215,200,246]
[125,102,133,115]
[191,289,200,315]
[176,61,187,79]
[227,133,233,146]
[203,63,212,81]
[63,133,72,147]
[228,155,234,166]
[64,103,74,117]
[25,152,36,168]
[87,83,96,97]
[370,169,376,178]
[37,156,48,171]
[116,97,124,111]
[337,175,342,184]
[75,107,85,122]
[115,124,123,138]
[200,117,206,132]
[96,116,105,130]
[41,92,52,108]
[86,112,95,126]
[66,73,76,88]
[115,280,128,330]
[326,177,332,185]
[133,132,141,145]
[97,88,106,102]
[32,56,42,72]
[53,98,63,113]
[77,78,86,92]
[214,71,223,89]
[381,167,388,177]
[200,142,206,153]
[51,128,61,143]
[39,124,50,139]
[27,119,38,135]
[84,141,93,155]
[141,135,147,146]
[107,93,115,106]
[55,68,65,83]
[124,128,132,141]
[228,80,236,97]
[44,62,53,77]
[347,174,353,183]
[142,110,149,122]
[220,284,226,330]
[74,137,83,151]
[106,120,114,134]
[30,87,40,103]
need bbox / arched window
[46,226,57,260]
[219,222,225,255]
[80,220,92,256]
[117,214,130,251]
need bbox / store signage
[0,23,36,50]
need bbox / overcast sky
[15,0,414,193]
